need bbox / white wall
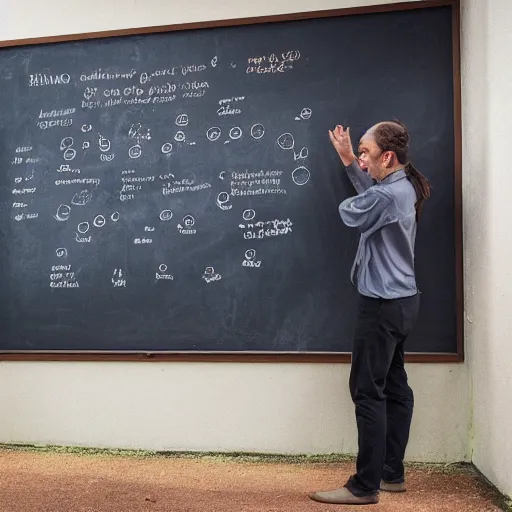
[0,0,471,464]
[462,0,512,498]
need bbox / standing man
[310,120,430,506]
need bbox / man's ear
[382,151,393,168]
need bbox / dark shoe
[380,480,406,492]
[309,487,379,505]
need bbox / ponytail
[404,162,431,222]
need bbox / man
[310,121,430,505]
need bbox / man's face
[358,132,384,180]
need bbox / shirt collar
[376,168,407,185]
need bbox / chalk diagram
[183,215,195,227]
[98,135,111,152]
[295,107,312,121]
[159,209,173,221]
[77,221,90,234]
[216,192,232,210]
[292,166,310,186]
[93,215,106,228]
[207,127,221,141]
[54,204,71,222]
[243,248,262,267]
[129,144,142,159]
[229,127,242,140]
[242,209,256,221]
[277,133,295,150]
[176,114,189,127]
[60,137,76,161]
[161,142,173,154]
[71,190,92,206]
[174,131,186,142]
[250,124,265,140]
[60,137,73,151]
[56,248,67,258]
[294,147,308,161]
[202,266,222,283]
[111,212,120,222]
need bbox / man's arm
[328,125,373,193]
[344,158,374,194]
[339,187,398,235]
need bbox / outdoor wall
[0,0,471,467]
[462,0,512,499]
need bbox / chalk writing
[29,73,71,87]
[50,264,79,288]
[156,264,174,281]
[177,215,197,234]
[202,266,221,283]
[112,268,126,287]
[243,249,262,268]
[163,182,211,195]
[239,218,293,240]
[246,50,300,74]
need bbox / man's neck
[376,165,404,182]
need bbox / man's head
[357,120,410,181]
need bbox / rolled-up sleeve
[339,188,398,234]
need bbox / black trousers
[345,292,420,497]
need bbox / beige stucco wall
[1,0,501,491]
[462,0,512,499]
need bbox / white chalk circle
[205,266,215,275]
[56,248,67,258]
[292,166,310,186]
[81,124,92,133]
[161,142,173,154]
[300,107,312,120]
[175,114,189,127]
[229,127,242,140]
[63,148,76,161]
[183,215,195,227]
[129,144,142,159]
[98,135,111,152]
[60,137,74,150]
[111,212,120,222]
[159,264,168,273]
[160,209,173,221]
[207,127,221,142]
[250,124,265,140]
[77,221,90,234]
[243,209,256,221]
[54,204,71,222]
[93,215,106,227]
[245,249,256,261]
[277,132,295,150]
[174,131,186,142]
[216,192,232,210]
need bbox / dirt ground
[0,449,509,512]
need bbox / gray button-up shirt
[339,161,418,299]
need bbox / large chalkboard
[0,0,462,360]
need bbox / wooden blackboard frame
[0,0,463,363]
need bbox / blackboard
[0,0,462,361]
